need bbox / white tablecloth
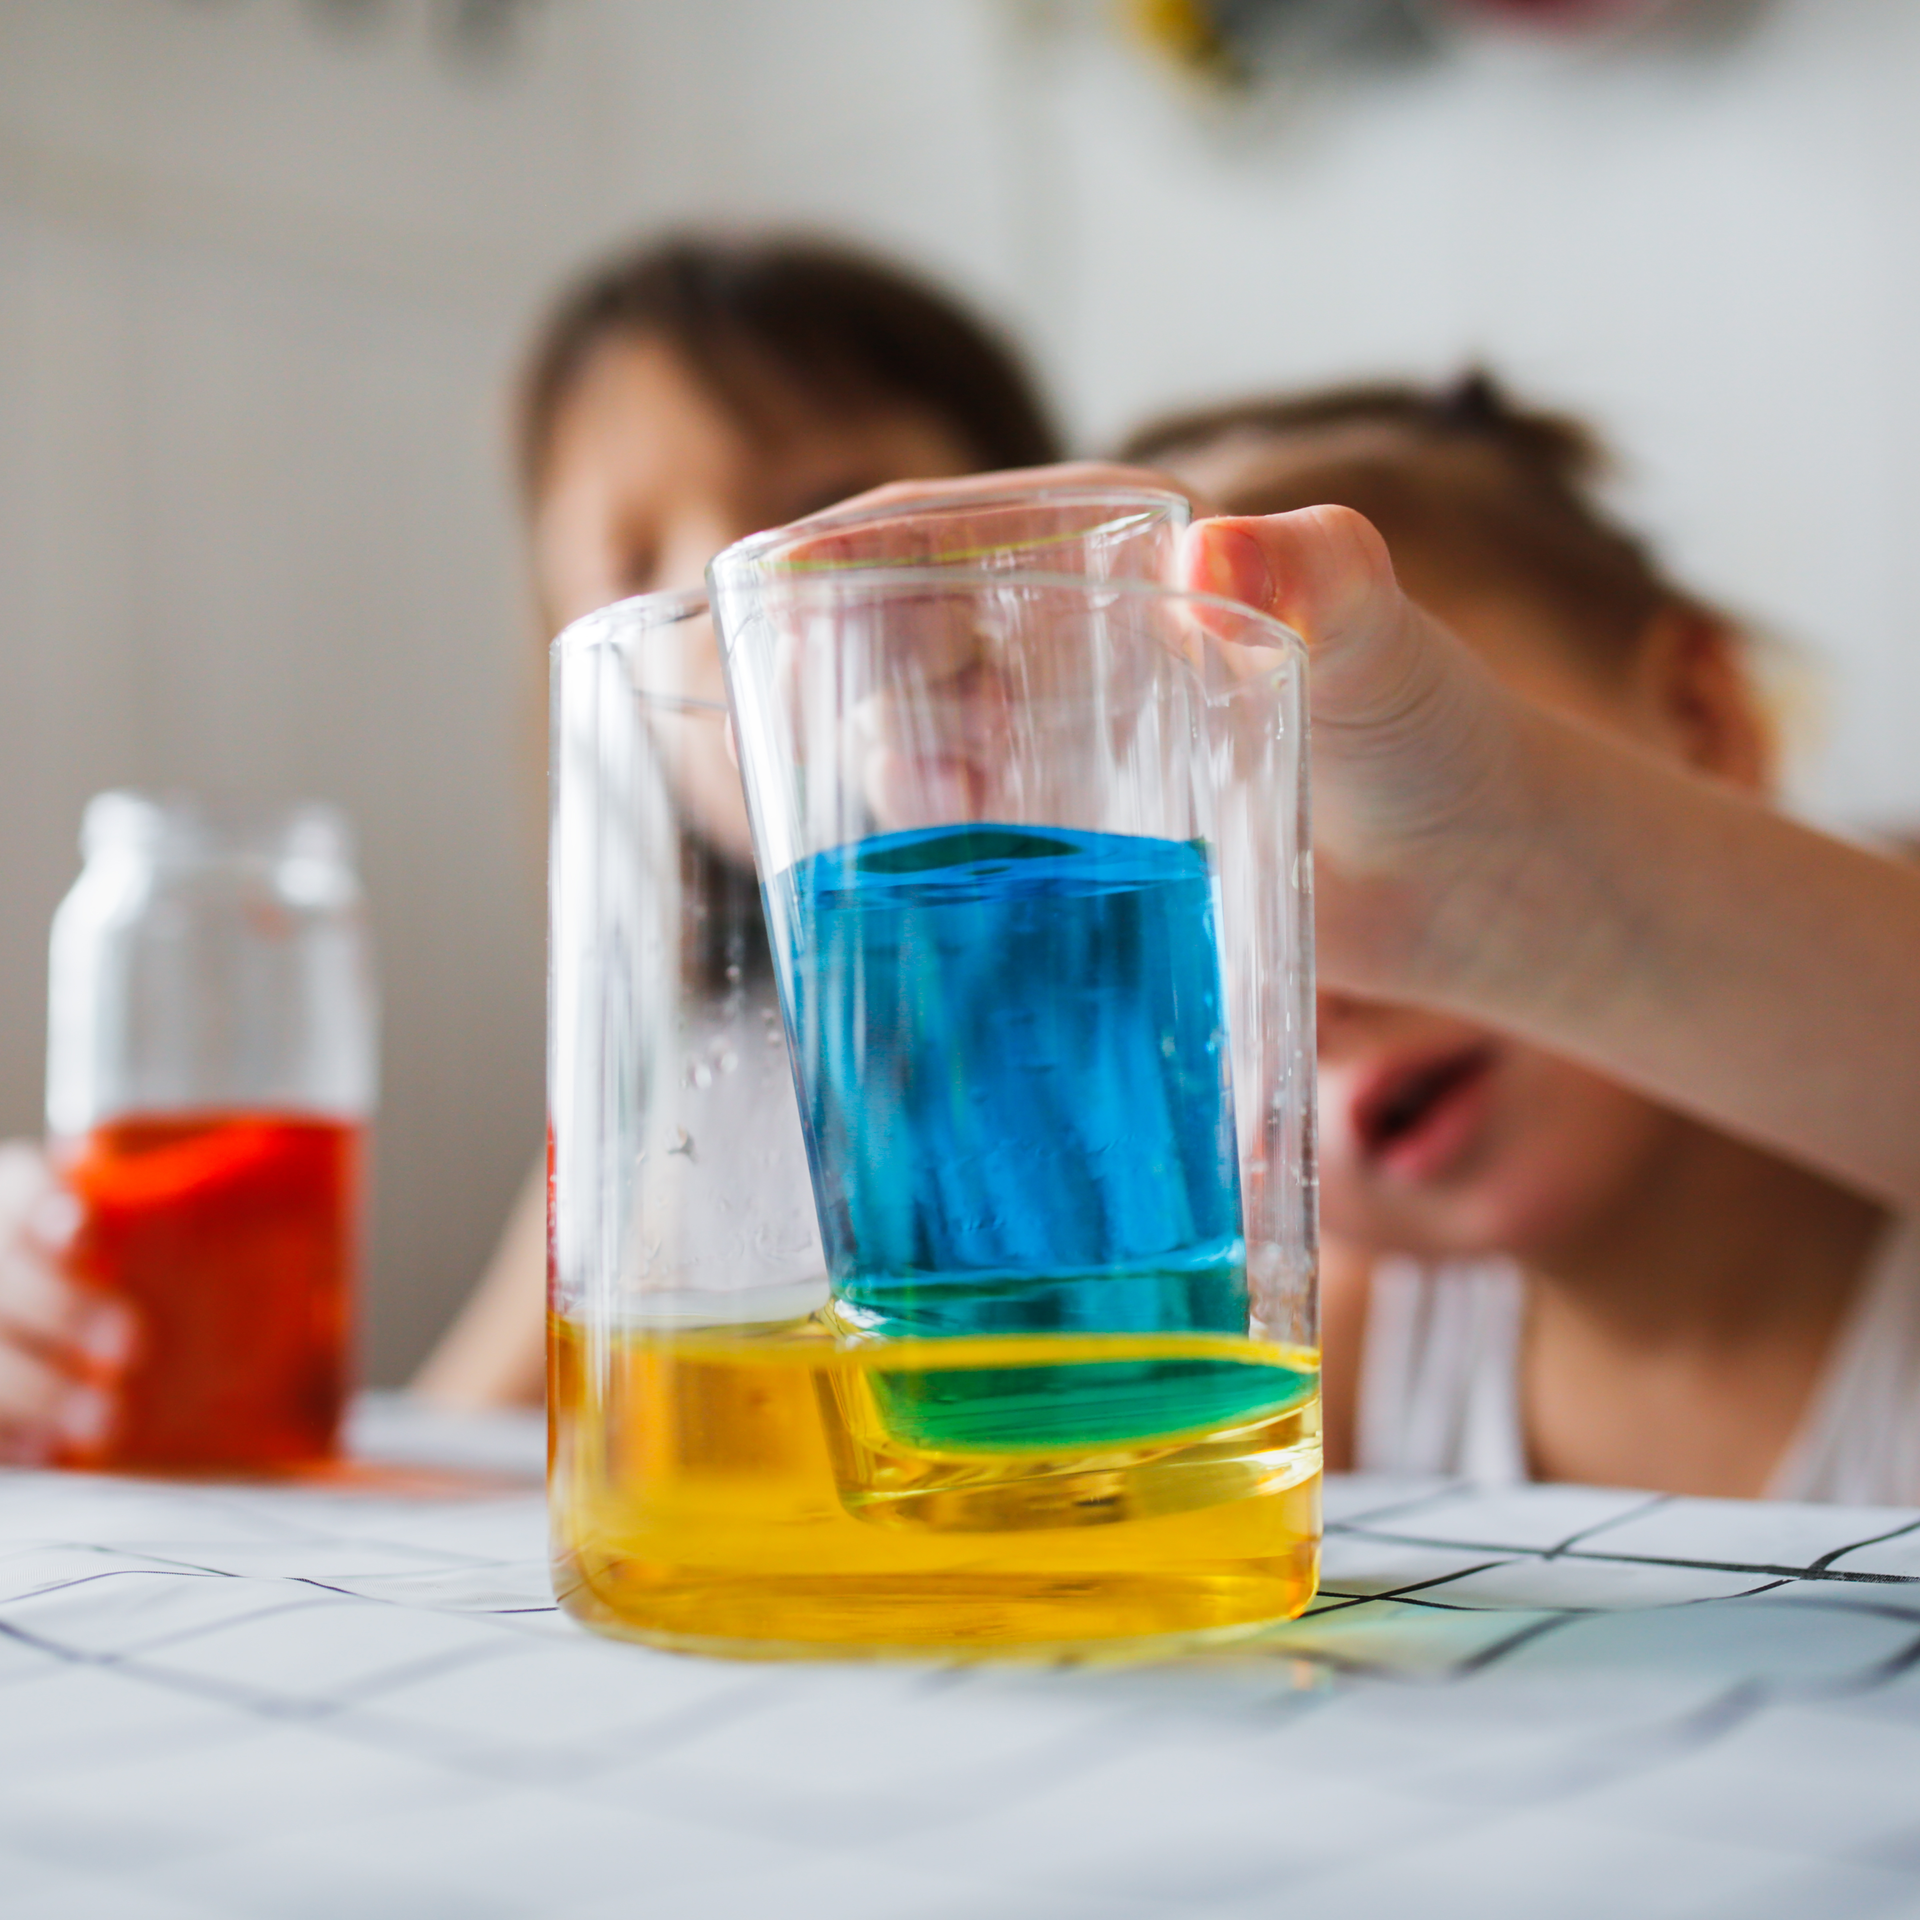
[5,1395,1920,1918]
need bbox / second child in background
[1129,377,1919,1504]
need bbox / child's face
[532,333,976,643]
[1316,568,1759,1267]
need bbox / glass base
[554,1538,1320,1662]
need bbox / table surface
[7,1397,1920,1920]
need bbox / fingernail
[55,1384,112,1452]
[80,1301,137,1371]
[1198,524,1272,610]
[1190,522,1267,610]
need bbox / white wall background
[2,0,1915,1378]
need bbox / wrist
[1403,695,1649,1029]
[1310,602,1539,1002]
[1313,651,1637,1028]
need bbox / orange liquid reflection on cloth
[61,1113,360,1471]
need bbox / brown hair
[518,234,1062,506]
[1123,371,1695,677]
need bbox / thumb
[1180,505,1439,736]
[1181,505,1524,922]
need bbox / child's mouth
[1351,1044,1498,1181]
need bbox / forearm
[1418,698,1920,1209]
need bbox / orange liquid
[61,1113,360,1471]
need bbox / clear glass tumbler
[46,792,377,1470]
[550,493,1318,1656]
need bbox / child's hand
[0,1143,133,1464]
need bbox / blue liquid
[767,824,1271,1450]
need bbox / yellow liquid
[549,1314,1321,1657]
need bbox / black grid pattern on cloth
[5,1418,1920,1918]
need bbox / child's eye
[616,546,661,595]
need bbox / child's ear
[1635,604,1773,794]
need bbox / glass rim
[709,483,1191,579]
[550,584,710,659]
[708,565,1306,663]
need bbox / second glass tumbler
[550,488,1319,1655]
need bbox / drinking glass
[551,504,1319,1655]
